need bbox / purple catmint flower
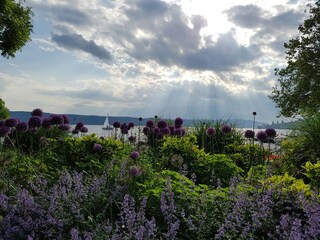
[265,128,277,138]
[256,131,267,141]
[113,121,121,128]
[0,120,5,127]
[129,165,142,176]
[5,118,18,127]
[51,115,64,125]
[244,129,255,138]
[58,124,71,132]
[70,228,80,240]
[146,120,154,128]
[28,116,42,128]
[128,122,134,129]
[80,127,88,133]
[16,122,28,132]
[174,117,183,128]
[62,115,70,124]
[143,126,150,135]
[206,127,216,137]
[31,108,43,117]
[221,124,232,134]
[42,118,52,129]
[75,122,84,130]
[130,151,140,160]
[93,143,103,153]
[158,120,167,129]
[0,126,11,137]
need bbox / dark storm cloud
[119,0,260,71]
[51,33,112,61]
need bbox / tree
[0,0,33,58]
[0,98,9,120]
[269,1,320,117]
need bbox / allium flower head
[156,133,164,140]
[256,131,267,141]
[0,120,4,127]
[129,165,142,177]
[221,124,232,134]
[244,129,255,138]
[5,118,18,127]
[62,115,70,124]
[42,118,52,129]
[113,121,121,128]
[174,128,183,137]
[162,127,171,135]
[28,116,42,128]
[51,115,64,125]
[121,128,128,134]
[265,128,277,138]
[146,120,154,128]
[169,126,175,134]
[121,123,127,130]
[157,120,167,129]
[58,124,71,132]
[174,117,183,128]
[31,108,43,117]
[128,135,136,143]
[75,122,84,130]
[80,126,88,133]
[16,122,28,132]
[130,151,140,160]
[153,127,160,134]
[93,143,103,153]
[72,129,79,135]
[128,122,134,129]
[0,126,11,137]
[206,127,216,137]
[143,126,150,135]
[138,117,142,122]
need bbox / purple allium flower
[129,165,142,176]
[181,128,186,136]
[113,121,121,128]
[156,133,164,140]
[206,127,216,137]
[244,129,255,138]
[128,122,134,129]
[221,124,232,134]
[146,120,154,128]
[72,129,79,135]
[169,126,175,134]
[16,122,28,132]
[51,115,64,125]
[143,126,150,135]
[28,116,42,128]
[153,127,160,134]
[162,127,171,135]
[158,120,167,129]
[58,124,71,132]
[121,123,127,130]
[139,117,142,122]
[62,115,70,124]
[130,151,140,160]
[5,118,18,127]
[174,117,183,128]
[0,126,11,137]
[75,122,84,130]
[256,131,267,141]
[0,120,4,127]
[93,143,103,153]
[80,127,88,133]
[265,128,277,138]
[42,118,52,129]
[121,128,128,134]
[31,108,43,117]
[174,128,183,137]
[128,135,136,143]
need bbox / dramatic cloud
[51,33,112,61]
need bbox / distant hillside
[9,111,268,128]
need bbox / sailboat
[102,115,113,131]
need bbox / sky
[0,0,314,123]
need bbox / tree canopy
[0,0,33,58]
[269,1,320,117]
[0,98,9,120]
